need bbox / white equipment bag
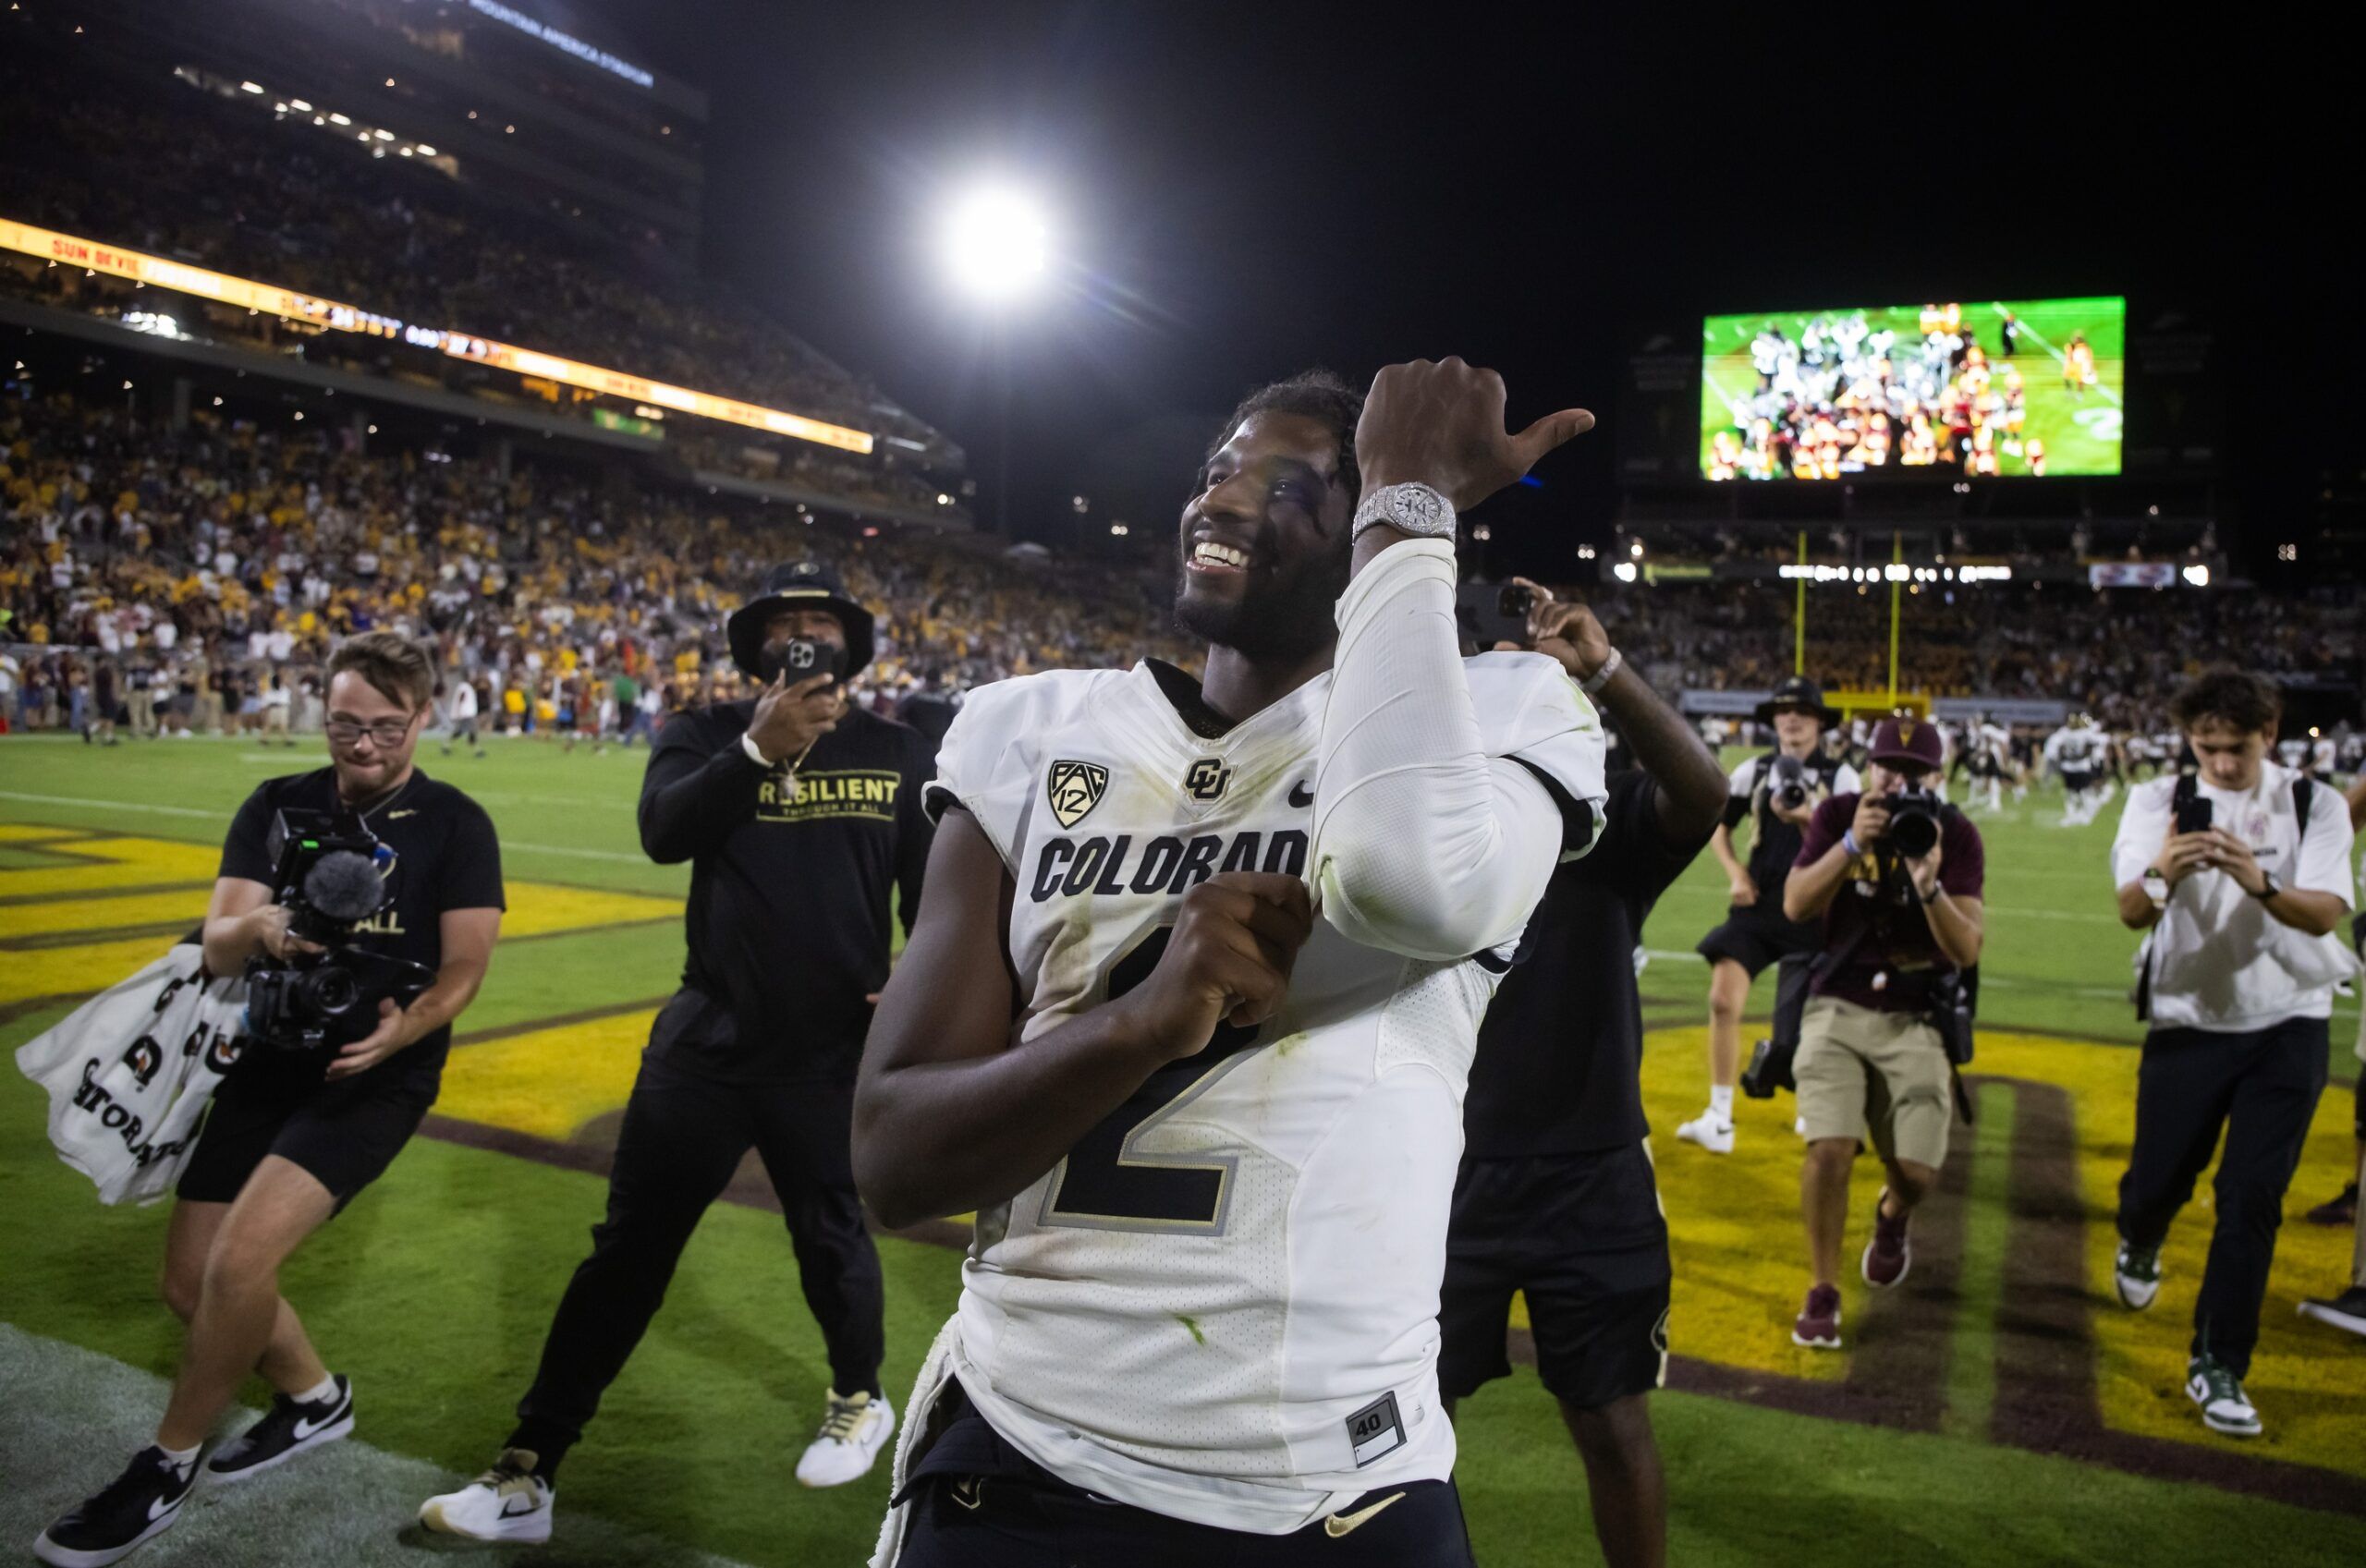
[14,943,250,1206]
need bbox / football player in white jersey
[2043,712,2113,826]
[855,360,1605,1565]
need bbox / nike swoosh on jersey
[1323,1492,1406,1538]
[1287,781,1313,808]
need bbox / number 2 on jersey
[1039,927,1266,1234]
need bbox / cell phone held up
[1455,582,1535,651]
[2174,795,2213,835]
[761,635,848,689]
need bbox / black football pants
[508,1052,884,1474]
[2116,1015,2328,1377]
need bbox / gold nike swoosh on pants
[1322,1491,1407,1538]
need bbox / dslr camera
[1884,787,1943,859]
[1768,754,1812,811]
[243,808,434,1051]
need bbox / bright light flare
[942,187,1050,300]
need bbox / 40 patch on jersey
[1047,760,1109,828]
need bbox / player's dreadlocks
[1204,369,1364,504]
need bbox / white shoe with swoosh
[420,1449,555,1543]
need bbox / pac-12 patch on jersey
[1045,760,1108,828]
[918,654,1605,1535]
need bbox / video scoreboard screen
[1700,297,2125,480]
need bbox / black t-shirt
[638,700,933,1082]
[1464,769,1712,1157]
[1724,748,1852,897]
[219,768,505,1083]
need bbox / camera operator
[37,631,505,1568]
[419,562,933,1547]
[1679,676,1858,1156]
[1443,585,1726,1568]
[2108,669,2357,1439]
[1781,715,1984,1352]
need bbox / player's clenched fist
[1116,873,1314,1062]
[1355,357,1594,511]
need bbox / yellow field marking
[0,829,680,1011]
[0,823,85,843]
[1974,1031,2365,1478]
[0,889,211,940]
[499,883,678,938]
[436,1010,659,1142]
[1640,1024,1848,1384]
[1638,1019,2361,1476]
[0,836,222,897]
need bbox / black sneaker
[2299,1284,2366,1340]
[33,1446,198,1567]
[2305,1181,2358,1227]
[205,1375,354,1482]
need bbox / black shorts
[1438,1144,1671,1411]
[894,1383,1474,1566]
[1697,903,1821,977]
[177,1060,437,1211]
[2061,769,2096,794]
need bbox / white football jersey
[2044,726,2109,772]
[922,655,1604,1534]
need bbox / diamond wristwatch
[1350,482,1457,542]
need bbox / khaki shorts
[1796,996,1954,1169]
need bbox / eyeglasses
[325,714,418,747]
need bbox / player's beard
[1173,536,1348,665]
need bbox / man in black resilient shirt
[418,562,933,1549]
[1441,586,1727,1568]
[38,632,506,1568]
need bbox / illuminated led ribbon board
[0,217,874,455]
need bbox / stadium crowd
[7,380,2358,748]
[0,28,957,515]
[0,394,1189,739]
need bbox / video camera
[243,808,434,1052]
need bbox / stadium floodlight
[2182,563,2210,588]
[942,186,1050,300]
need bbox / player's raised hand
[1116,873,1314,1062]
[1356,359,1593,511]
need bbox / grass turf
[4,732,2362,1565]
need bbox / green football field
[1700,298,2128,480]
[2,732,2360,1566]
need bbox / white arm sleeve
[1310,537,1572,961]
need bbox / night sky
[584,5,2351,579]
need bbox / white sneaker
[419,1449,554,1544]
[795,1390,896,1488]
[1676,1111,1735,1155]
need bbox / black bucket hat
[726,561,875,680]
[1753,674,1842,727]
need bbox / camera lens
[1890,807,1939,859]
[301,966,362,1018]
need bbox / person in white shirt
[441,676,484,758]
[259,670,294,747]
[2109,668,2359,1441]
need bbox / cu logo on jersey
[1046,760,1109,829]
[1184,758,1232,801]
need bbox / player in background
[854,361,1604,1565]
[2044,712,2114,827]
